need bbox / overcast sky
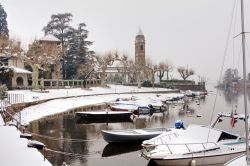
[1,0,250,85]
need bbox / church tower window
[140,45,144,51]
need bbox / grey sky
[1,0,250,85]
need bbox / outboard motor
[175,120,185,129]
[148,104,155,116]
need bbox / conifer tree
[0,4,9,37]
[65,23,93,79]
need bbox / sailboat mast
[240,0,249,162]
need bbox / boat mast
[240,0,249,163]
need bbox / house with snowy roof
[0,54,32,89]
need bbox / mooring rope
[44,147,116,159]
[26,131,102,143]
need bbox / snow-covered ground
[9,85,169,103]
[0,125,51,166]
[1,85,176,166]
[20,93,168,124]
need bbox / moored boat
[102,128,173,143]
[145,144,244,166]
[75,111,132,120]
[140,112,247,165]
[109,99,167,115]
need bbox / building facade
[38,35,62,79]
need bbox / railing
[38,79,101,89]
[145,142,219,155]
[0,93,24,125]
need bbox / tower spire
[137,28,144,36]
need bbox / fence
[39,79,101,89]
[1,93,24,111]
[0,93,24,126]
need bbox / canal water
[28,87,249,166]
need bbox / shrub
[142,80,152,87]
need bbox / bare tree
[92,51,118,87]
[127,59,137,83]
[165,61,174,80]
[177,66,195,80]
[24,40,62,89]
[0,36,23,56]
[157,62,166,82]
[144,57,157,87]
[119,54,130,84]
[0,35,9,54]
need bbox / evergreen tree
[0,4,9,37]
[65,28,77,79]
[65,23,93,79]
[0,66,13,87]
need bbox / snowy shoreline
[19,89,177,124]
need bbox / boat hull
[152,150,245,166]
[102,131,160,143]
[110,106,136,112]
[76,111,132,120]
[102,128,170,143]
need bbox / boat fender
[175,120,185,129]
[190,159,196,166]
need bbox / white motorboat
[143,144,244,166]
[140,112,246,165]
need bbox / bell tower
[135,28,145,66]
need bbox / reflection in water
[29,111,172,166]
[221,87,240,104]
[27,88,250,166]
[102,143,142,157]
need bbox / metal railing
[146,142,219,155]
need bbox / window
[140,45,144,51]
[16,77,24,86]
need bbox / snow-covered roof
[9,66,32,74]
[39,34,60,43]
[108,60,123,68]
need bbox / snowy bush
[0,84,8,100]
